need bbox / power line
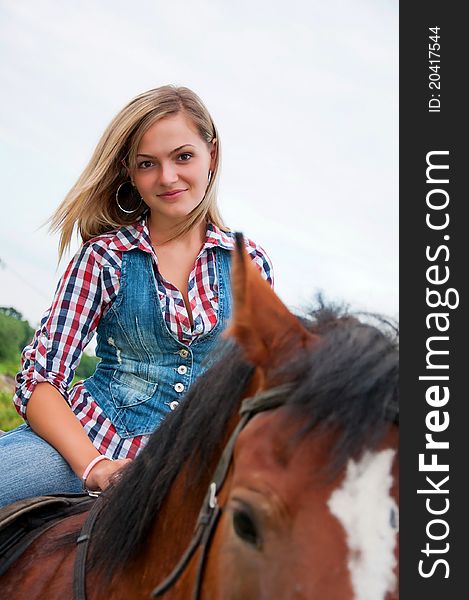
[0,256,51,302]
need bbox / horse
[0,234,399,599]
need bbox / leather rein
[72,383,293,600]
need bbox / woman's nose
[159,161,178,186]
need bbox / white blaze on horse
[0,234,399,599]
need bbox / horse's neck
[99,370,264,599]
[103,411,241,599]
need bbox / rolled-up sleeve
[13,243,104,420]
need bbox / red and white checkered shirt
[13,219,273,459]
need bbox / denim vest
[84,247,232,438]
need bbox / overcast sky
[0,0,398,331]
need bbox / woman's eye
[178,153,193,161]
[138,160,154,169]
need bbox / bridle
[72,383,294,600]
[150,385,399,600]
[149,383,295,599]
[73,383,399,600]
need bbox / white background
[0,0,398,330]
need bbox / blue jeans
[0,424,83,508]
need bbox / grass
[0,351,99,432]
[0,358,22,431]
[0,365,88,432]
[0,389,22,431]
[0,358,20,377]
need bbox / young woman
[0,85,273,508]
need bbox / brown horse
[0,235,399,599]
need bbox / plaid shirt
[13,219,273,459]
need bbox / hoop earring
[208,170,212,184]
[116,181,143,214]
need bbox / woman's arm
[14,242,130,490]
[26,382,131,490]
[13,242,105,421]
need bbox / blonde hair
[49,85,227,261]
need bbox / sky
[0,0,398,332]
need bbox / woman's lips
[158,189,187,199]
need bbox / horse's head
[204,235,399,600]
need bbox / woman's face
[131,112,216,227]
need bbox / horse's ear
[225,233,317,369]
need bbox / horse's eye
[232,508,261,548]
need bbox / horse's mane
[88,340,254,575]
[88,303,398,577]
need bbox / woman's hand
[85,458,132,492]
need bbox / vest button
[174,383,185,393]
[177,365,188,375]
[170,401,180,410]
[178,348,189,359]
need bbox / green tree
[0,307,23,320]
[0,305,98,380]
[75,352,100,379]
[0,309,34,363]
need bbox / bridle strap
[73,498,103,600]
[147,509,210,598]
[151,413,250,598]
[151,383,294,598]
[191,505,221,600]
[239,383,293,416]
